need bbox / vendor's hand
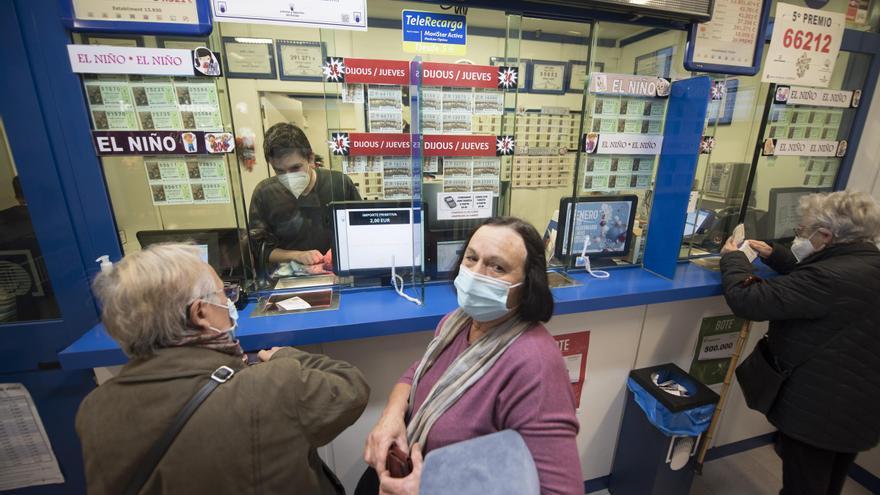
[258,347,283,362]
[322,249,334,273]
[302,263,328,275]
[365,413,409,474]
[292,250,323,265]
[721,236,739,255]
[748,240,773,258]
[379,444,423,495]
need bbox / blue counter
[59,262,726,370]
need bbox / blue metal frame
[643,76,712,279]
[222,37,278,80]
[275,40,327,82]
[4,0,879,367]
[59,0,213,36]
[15,0,122,277]
[527,59,569,94]
[683,0,772,75]
[0,0,103,372]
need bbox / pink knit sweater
[400,319,583,495]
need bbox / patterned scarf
[169,327,247,364]
[406,309,531,447]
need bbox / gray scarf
[406,308,531,447]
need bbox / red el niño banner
[423,135,496,156]
[421,62,499,88]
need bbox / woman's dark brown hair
[451,217,554,323]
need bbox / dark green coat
[76,346,369,494]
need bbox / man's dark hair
[263,123,314,164]
[452,216,554,323]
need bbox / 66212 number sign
[782,28,832,53]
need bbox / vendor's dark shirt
[248,168,360,265]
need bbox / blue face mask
[454,265,522,322]
[208,299,239,340]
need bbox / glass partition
[749,52,868,244]
[72,31,253,289]
[682,67,768,258]
[69,0,874,304]
[0,118,61,323]
[682,47,867,259]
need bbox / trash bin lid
[629,363,720,413]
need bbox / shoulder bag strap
[124,365,236,495]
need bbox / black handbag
[735,337,785,414]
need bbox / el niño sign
[92,131,234,156]
[68,45,205,76]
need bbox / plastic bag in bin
[626,377,716,437]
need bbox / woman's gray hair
[799,190,880,244]
[92,243,218,359]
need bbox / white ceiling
[368,0,654,44]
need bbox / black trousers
[778,433,858,495]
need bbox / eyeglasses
[793,225,811,237]
[191,283,240,306]
[222,282,240,304]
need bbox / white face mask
[206,299,239,340]
[278,171,310,198]
[454,265,522,322]
[791,231,818,263]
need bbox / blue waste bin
[609,363,720,495]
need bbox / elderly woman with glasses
[720,190,880,495]
[76,244,369,494]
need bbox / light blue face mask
[207,299,239,340]
[454,265,522,322]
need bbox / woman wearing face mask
[719,190,880,495]
[360,217,582,495]
[249,123,360,273]
[76,244,369,494]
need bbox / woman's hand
[721,236,739,255]
[379,444,423,495]
[258,347,283,362]
[365,412,409,473]
[748,240,773,258]
[292,249,323,265]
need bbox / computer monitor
[135,228,246,281]
[683,209,713,238]
[436,239,466,274]
[767,187,831,240]
[554,195,638,260]
[331,201,424,276]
